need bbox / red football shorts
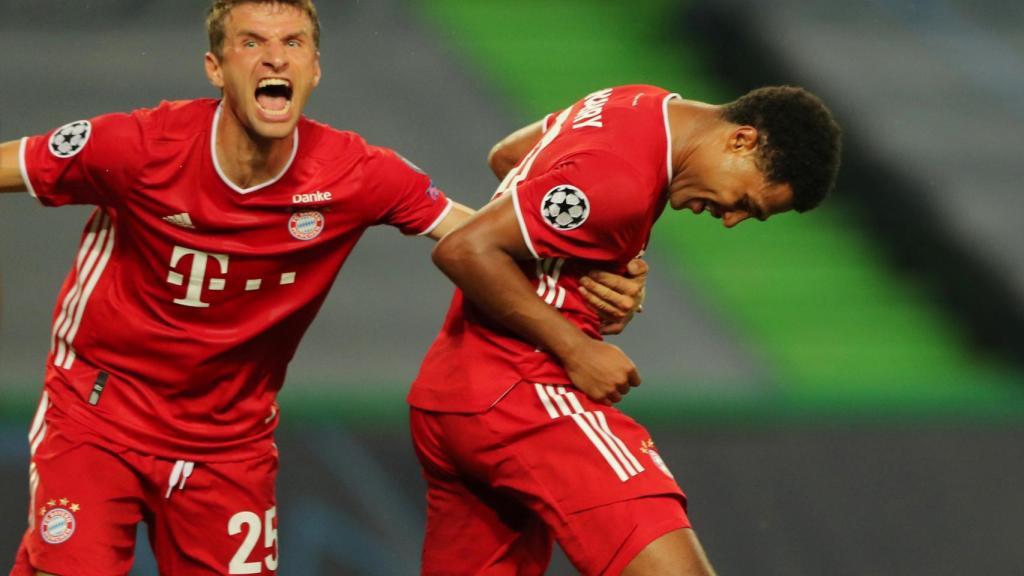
[410,382,690,575]
[10,395,279,576]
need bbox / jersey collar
[210,102,300,195]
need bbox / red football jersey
[410,85,678,413]
[20,99,451,460]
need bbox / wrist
[547,329,590,366]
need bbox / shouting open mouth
[255,78,293,118]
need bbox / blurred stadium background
[1,0,1023,573]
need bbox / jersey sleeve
[19,112,145,207]
[511,150,650,262]
[362,146,452,236]
[541,110,564,134]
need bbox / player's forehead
[223,2,313,37]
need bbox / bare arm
[487,119,545,181]
[486,118,647,332]
[425,200,475,241]
[428,199,646,333]
[0,140,28,193]
[432,193,640,404]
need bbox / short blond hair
[206,0,320,58]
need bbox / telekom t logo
[166,246,229,308]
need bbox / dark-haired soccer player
[409,84,842,575]
[0,2,646,574]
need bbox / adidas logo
[163,213,196,229]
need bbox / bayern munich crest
[48,120,91,159]
[541,185,590,231]
[640,439,674,479]
[288,210,325,241]
[648,450,674,479]
[40,508,76,544]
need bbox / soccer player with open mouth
[0,1,648,574]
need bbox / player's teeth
[258,79,290,88]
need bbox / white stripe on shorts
[594,410,645,473]
[29,465,39,529]
[28,391,49,443]
[27,392,50,530]
[533,383,642,482]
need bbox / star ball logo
[541,185,589,231]
[48,120,92,159]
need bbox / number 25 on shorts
[228,506,278,574]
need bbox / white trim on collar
[210,102,299,195]
[662,92,681,184]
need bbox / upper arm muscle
[444,193,533,261]
[488,120,545,180]
[0,139,27,193]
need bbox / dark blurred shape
[2,423,1023,575]
[2,0,156,27]
[683,0,1024,369]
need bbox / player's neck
[667,100,720,181]
[215,107,295,190]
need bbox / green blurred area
[414,0,1024,415]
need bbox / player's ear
[312,51,322,88]
[729,126,759,154]
[205,52,225,90]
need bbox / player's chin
[667,196,691,211]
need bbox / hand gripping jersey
[20,99,451,460]
[410,85,679,413]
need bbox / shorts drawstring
[165,459,195,499]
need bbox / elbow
[487,142,515,180]
[432,225,497,283]
[432,227,471,277]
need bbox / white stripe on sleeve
[417,198,454,237]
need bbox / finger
[579,284,628,319]
[605,391,622,404]
[599,321,626,336]
[628,368,641,388]
[626,258,649,278]
[579,285,615,315]
[585,270,640,297]
[616,381,632,396]
[579,277,634,313]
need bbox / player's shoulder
[559,85,674,135]
[297,118,418,177]
[608,84,674,103]
[297,116,373,161]
[603,85,676,118]
[129,98,218,142]
[591,85,676,163]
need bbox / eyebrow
[236,30,310,41]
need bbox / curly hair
[206,0,320,59]
[721,86,842,212]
